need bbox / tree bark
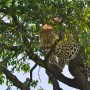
[0,64,30,90]
[69,46,90,90]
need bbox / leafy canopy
[0,0,90,89]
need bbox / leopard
[39,24,90,80]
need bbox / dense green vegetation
[0,0,90,90]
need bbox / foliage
[30,80,38,89]
[0,0,90,90]
[0,73,4,85]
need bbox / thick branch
[27,50,79,89]
[0,64,29,90]
[69,46,90,90]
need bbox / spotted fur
[49,43,80,70]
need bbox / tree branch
[0,7,9,13]
[0,64,29,90]
[27,49,79,89]
[0,7,19,26]
[7,45,23,51]
[30,64,37,83]
[69,46,90,90]
[46,70,63,90]
[0,43,23,51]
[12,15,19,25]
[0,22,15,27]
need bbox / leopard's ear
[42,24,54,30]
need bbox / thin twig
[30,64,37,83]
[38,66,41,82]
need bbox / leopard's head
[40,24,58,49]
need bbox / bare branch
[30,64,37,82]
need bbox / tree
[0,0,90,90]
